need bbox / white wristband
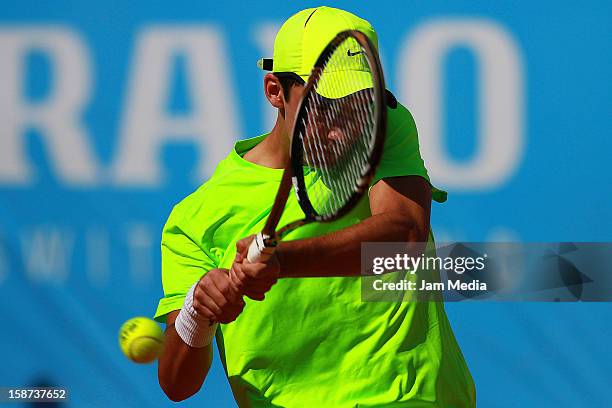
[174,283,217,348]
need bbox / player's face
[300,91,371,169]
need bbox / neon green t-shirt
[155,102,475,407]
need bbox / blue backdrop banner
[0,1,610,407]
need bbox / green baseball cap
[258,6,379,98]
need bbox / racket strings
[307,93,358,215]
[319,92,365,209]
[307,99,353,212]
[304,103,343,217]
[297,36,378,218]
[312,60,372,214]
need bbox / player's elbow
[408,218,430,242]
[165,390,195,403]
[390,212,430,242]
[158,359,204,402]
[159,374,201,402]
[162,388,187,403]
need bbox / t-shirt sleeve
[372,102,447,203]
[154,206,217,323]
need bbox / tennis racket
[244,29,387,264]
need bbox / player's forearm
[277,211,428,278]
[158,322,213,402]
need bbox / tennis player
[155,6,475,407]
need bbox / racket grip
[246,232,276,263]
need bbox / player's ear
[264,73,284,109]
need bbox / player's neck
[243,117,290,169]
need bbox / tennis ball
[119,317,164,364]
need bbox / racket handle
[227,233,275,296]
[247,232,276,263]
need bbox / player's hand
[231,235,280,301]
[193,268,245,324]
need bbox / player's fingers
[233,262,256,288]
[210,273,246,309]
[224,276,246,305]
[246,278,275,292]
[242,262,277,283]
[243,279,275,301]
[213,268,244,302]
[234,263,277,300]
[239,262,261,279]
[192,296,218,322]
[211,300,244,323]
[207,281,245,323]
[218,302,245,324]
[229,266,245,293]
[196,281,226,318]
[243,289,266,301]
[236,235,255,258]
[193,282,210,313]
[191,282,215,320]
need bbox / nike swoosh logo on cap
[347,49,364,57]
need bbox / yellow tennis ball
[119,317,164,364]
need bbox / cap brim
[309,70,374,99]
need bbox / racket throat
[247,232,277,263]
[258,232,278,248]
